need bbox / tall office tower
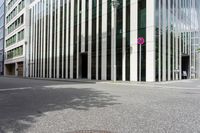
[4,0,30,77]
[27,0,200,82]
[0,0,5,75]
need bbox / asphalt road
[0,77,200,133]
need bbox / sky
[0,0,4,6]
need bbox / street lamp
[111,0,119,82]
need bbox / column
[146,0,155,82]
[130,0,138,81]
[88,0,92,79]
[96,0,99,80]
[122,0,126,81]
[65,0,69,78]
[101,0,107,80]
[77,0,80,78]
[70,0,74,79]
[49,0,53,78]
[81,0,86,52]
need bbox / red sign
[137,37,145,45]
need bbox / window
[7,15,24,34]
[6,34,16,47]
[18,29,24,41]
[7,46,23,59]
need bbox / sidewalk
[3,75,104,84]
[2,75,199,85]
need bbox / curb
[2,76,102,84]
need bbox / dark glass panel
[138,0,146,81]
[98,0,102,80]
[85,0,89,52]
[63,0,67,78]
[78,0,82,78]
[68,2,71,78]
[59,0,63,78]
[126,0,130,81]
[107,0,112,80]
[73,0,77,78]
[52,0,55,78]
[91,0,97,80]
[116,0,123,80]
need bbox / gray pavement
[0,77,200,133]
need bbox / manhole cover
[68,130,112,133]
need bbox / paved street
[0,77,200,133]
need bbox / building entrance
[182,55,189,79]
[5,63,15,76]
[80,53,88,78]
[17,62,23,77]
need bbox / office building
[28,0,200,82]
[4,0,30,77]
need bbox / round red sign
[138,37,145,45]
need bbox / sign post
[137,37,144,81]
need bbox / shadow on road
[0,77,93,89]
[0,85,120,133]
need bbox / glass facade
[28,0,200,82]
[138,0,146,81]
[155,0,200,81]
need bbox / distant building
[4,0,30,77]
[0,1,5,75]
[27,0,200,82]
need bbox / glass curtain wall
[138,0,146,81]
[155,0,200,81]
[28,0,135,81]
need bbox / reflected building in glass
[155,0,200,81]
[28,0,200,82]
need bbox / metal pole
[25,41,27,77]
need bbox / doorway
[181,55,189,79]
[17,62,24,77]
[5,63,15,76]
[80,53,88,78]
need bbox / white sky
[0,0,4,6]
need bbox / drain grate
[68,130,112,133]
